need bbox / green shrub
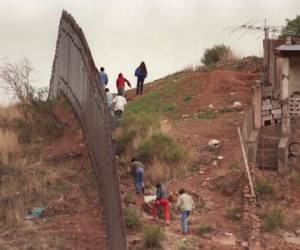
[183,96,192,102]
[124,207,141,229]
[201,44,231,67]
[136,133,185,163]
[225,207,242,221]
[161,103,177,112]
[116,112,159,154]
[263,208,285,232]
[198,110,217,119]
[143,225,164,248]
[220,108,233,113]
[254,178,274,199]
[196,224,213,236]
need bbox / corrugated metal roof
[276,44,300,51]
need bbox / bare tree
[0,57,35,102]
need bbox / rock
[233,101,242,109]
[208,139,220,149]
[199,170,205,174]
[241,241,249,248]
[295,229,300,236]
[182,114,190,119]
[208,104,214,109]
[212,160,218,166]
[217,156,224,160]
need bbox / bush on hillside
[263,208,285,232]
[124,207,141,229]
[136,133,185,163]
[143,225,165,248]
[201,44,232,67]
[116,112,159,154]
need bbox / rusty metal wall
[49,11,127,250]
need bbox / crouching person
[131,158,145,194]
[176,189,195,235]
[152,183,170,225]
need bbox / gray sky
[0,0,299,100]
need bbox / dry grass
[0,159,61,223]
[0,129,20,164]
[0,104,22,121]
[148,158,188,184]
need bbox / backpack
[134,67,140,77]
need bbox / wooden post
[237,127,256,198]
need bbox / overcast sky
[0,0,299,101]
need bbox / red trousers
[152,198,170,222]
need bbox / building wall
[289,57,300,95]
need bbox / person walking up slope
[112,91,127,126]
[135,61,147,95]
[176,189,195,235]
[152,183,170,225]
[116,73,131,96]
[99,67,108,87]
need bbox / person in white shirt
[112,92,127,126]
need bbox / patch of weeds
[161,103,177,112]
[183,96,192,102]
[198,110,217,119]
[136,133,186,163]
[229,162,241,172]
[143,225,165,248]
[124,193,136,205]
[254,178,274,200]
[188,164,200,173]
[116,112,159,155]
[225,207,243,221]
[263,208,285,232]
[124,207,141,229]
[219,108,233,113]
[196,224,213,236]
[177,238,195,250]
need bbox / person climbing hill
[116,73,131,96]
[131,158,145,194]
[112,91,127,126]
[99,67,108,87]
[135,61,147,95]
[176,189,195,235]
[152,183,170,225]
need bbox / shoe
[141,187,145,194]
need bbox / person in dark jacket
[134,61,147,95]
[116,73,131,96]
[152,183,170,225]
[131,158,145,194]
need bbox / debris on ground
[26,207,46,219]
[208,139,220,149]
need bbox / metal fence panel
[49,11,127,250]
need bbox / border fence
[49,10,127,250]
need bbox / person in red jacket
[116,73,131,96]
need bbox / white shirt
[112,95,127,111]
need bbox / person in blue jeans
[131,158,145,194]
[176,189,195,234]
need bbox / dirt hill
[2,57,300,249]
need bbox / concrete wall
[49,11,127,250]
[289,57,300,94]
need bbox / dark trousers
[136,77,145,95]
